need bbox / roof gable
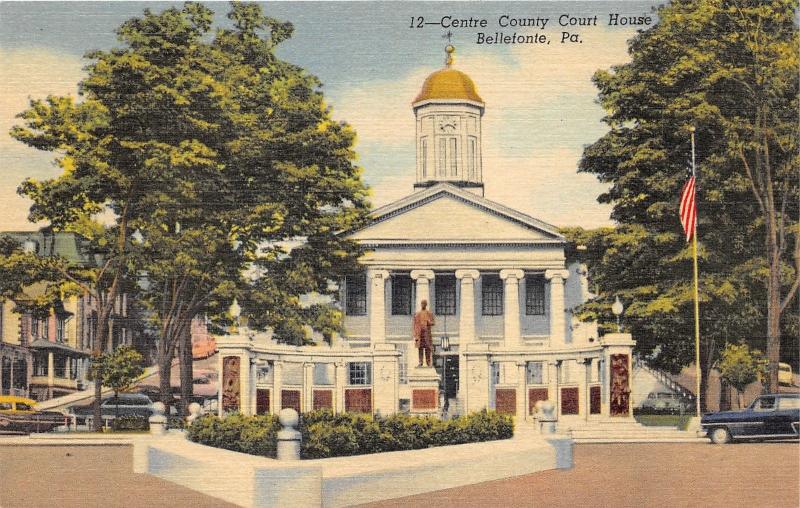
[348,184,564,245]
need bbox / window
[753,396,776,412]
[15,402,33,411]
[40,318,48,339]
[345,274,367,316]
[56,318,66,343]
[313,364,333,385]
[33,354,47,376]
[525,275,546,315]
[421,137,428,178]
[481,275,503,316]
[527,361,544,385]
[348,362,372,385]
[468,137,477,179]
[448,137,458,176]
[30,317,39,338]
[391,275,412,315]
[438,139,447,177]
[0,402,11,410]
[435,275,456,316]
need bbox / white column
[368,269,390,346]
[580,359,590,420]
[272,362,283,414]
[334,361,346,413]
[545,269,570,348]
[47,352,54,385]
[456,270,479,405]
[303,362,314,412]
[499,269,524,348]
[516,360,527,420]
[410,269,434,310]
[548,360,559,415]
[455,270,479,346]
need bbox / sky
[0,1,660,231]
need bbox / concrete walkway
[0,441,235,508]
[363,442,800,508]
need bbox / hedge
[187,409,513,459]
[108,415,187,431]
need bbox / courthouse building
[218,47,636,424]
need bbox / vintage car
[701,393,800,444]
[0,396,68,434]
[69,392,154,426]
[640,392,691,414]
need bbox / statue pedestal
[408,366,440,414]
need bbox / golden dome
[413,46,483,104]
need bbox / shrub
[188,409,513,460]
[112,415,149,431]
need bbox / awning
[28,339,89,357]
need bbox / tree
[718,342,767,408]
[89,346,145,418]
[10,2,370,419]
[577,0,799,406]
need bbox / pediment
[347,184,563,245]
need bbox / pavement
[1,440,797,507]
[362,442,800,508]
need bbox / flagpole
[690,126,701,418]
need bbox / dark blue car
[701,393,800,444]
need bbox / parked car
[640,392,691,414]
[69,393,154,425]
[701,393,800,444]
[778,362,794,386]
[0,396,67,434]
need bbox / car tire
[710,427,731,445]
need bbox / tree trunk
[699,337,715,414]
[766,247,781,392]
[179,319,194,417]
[158,355,173,413]
[91,303,112,432]
[719,378,731,411]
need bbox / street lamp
[611,296,624,332]
[439,314,451,417]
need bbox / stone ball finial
[278,408,299,429]
[187,402,202,424]
[151,401,166,416]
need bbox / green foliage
[187,413,281,457]
[112,415,150,432]
[718,342,768,395]
[89,346,145,394]
[574,0,799,393]
[9,2,371,411]
[187,409,513,459]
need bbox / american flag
[679,176,697,242]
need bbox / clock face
[438,116,458,132]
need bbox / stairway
[635,358,697,404]
[556,419,702,443]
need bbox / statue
[413,299,435,367]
